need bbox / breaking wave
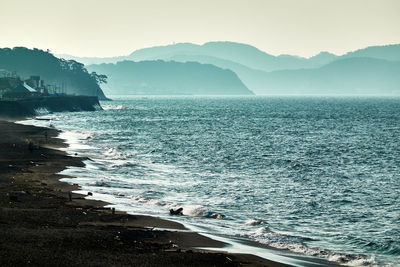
[102,105,130,110]
[241,227,378,266]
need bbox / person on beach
[28,141,34,152]
[44,131,48,142]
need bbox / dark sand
[0,120,291,266]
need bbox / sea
[19,96,400,266]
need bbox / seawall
[0,95,102,118]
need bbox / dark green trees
[0,47,108,99]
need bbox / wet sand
[0,120,290,266]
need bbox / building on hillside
[12,82,37,93]
[2,82,40,99]
[28,75,41,89]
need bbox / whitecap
[34,107,50,115]
[243,227,378,266]
[102,147,132,160]
[91,178,110,187]
[245,219,263,226]
[102,105,129,110]
[180,205,207,217]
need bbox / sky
[1,0,399,58]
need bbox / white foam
[245,219,263,226]
[58,131,93,151]
[109,160,134,168]
[15,118,49,128]
[180,205,208,217]
[243,227,378,266]
[90,178,110,187]
[129,195,149,203]
[147,199,166,206]
[34,107,50,115]
[102,105,129,110]
[102,147,132,160]
[343,256,379,267]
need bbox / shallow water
[21,96,400,266]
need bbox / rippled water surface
[25,96,400,266]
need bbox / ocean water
[21,96,400,266]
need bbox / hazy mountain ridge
[341,44,400,61]
[126,41,337,71]
[259,57,400,94]
[56,54,126,65]
[58,42,400,70]
[59,41,336,71]
[59,42,400,95]
[129,43,399,94]
[87,60,253,95]
[307,52,338,66]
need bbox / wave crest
[242,227,378,266]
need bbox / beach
[0,120,291,266]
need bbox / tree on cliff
[90,72,108,85]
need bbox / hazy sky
[1,0,399,57]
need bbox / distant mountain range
[87,60,252,95]
[260,57,400,94]
[59,42,339,70]
[58,42,400,95]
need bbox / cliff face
[0,96,102,118]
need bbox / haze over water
[25,96,400,266]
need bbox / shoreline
[0,119,340,266]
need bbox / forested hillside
[0,47,108,99]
